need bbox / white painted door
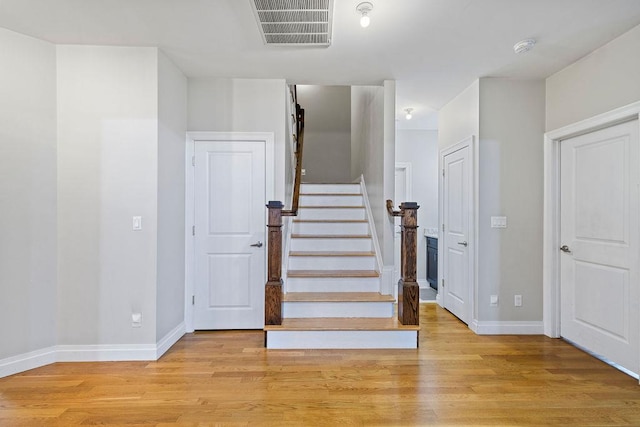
[560,120,639,374]
[442,146,471,323]
[194,141,266,329]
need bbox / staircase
[264,183,419,349]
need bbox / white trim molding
[0,323,186,378]
[184,131,276,332]
[543,101,640,340]
[0,346,57,379]
[470,320,544,335]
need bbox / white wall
[546,24,640,131]
[57,45,159,345]
[0,28,57,360]
[156,51,187,341]
[396,130,439,284]
[188,78,287,201]
[297,85,351,183]
[478,78,545,322]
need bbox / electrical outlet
[490,295,498,306]
[132,312,142,327]
[514,295,522,307]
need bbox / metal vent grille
[251,0,334,46]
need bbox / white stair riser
[288,256,376,270]
[292,222,369,235]
[290,237,373,252]
[283,301,393,318]
[286,277,380,293]
[301,184,361,194]
[266,330,418,349]
[297,208,365,220]
[299,195,363,206]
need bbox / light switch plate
[490,295,498,306]
[491,216,507,228]
[133,216,142,231]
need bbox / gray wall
[438,81,479,150]
[297,85,351,183]
[56,45,159,345]
[188,78,287,201]
[546,24,640,131]
[156,51,188,341]
[0,28,58,359]
[351,82,396,290]
[396,130,439,284]
[478,78,545,322]
[438,78,545,323]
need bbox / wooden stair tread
[264,317,419,331]
[293,219,367,223]
[287,270,379,278]
[291,234,371,239]
[300,193,362,196]
[283,292,394,302]
[289,251,375,257]
[299,205,365,209]
[302,182,358,185]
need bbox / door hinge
[192,295,195,305]
[192,225,195,236]
[442,224,445,231]
[442,168,445,177]
[442,279,445,288]
[192,155,195,166]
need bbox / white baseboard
[0,346,57,379]
[1,322,187,378]
[156,322,186,359]
[418,279,429,289]
[470,320,544,335]
[56,344,157,362]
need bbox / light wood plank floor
[1,304,639,426]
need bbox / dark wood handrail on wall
[265,86,305,326]
[387,200,420,325]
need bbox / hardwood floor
[1,304,639,426]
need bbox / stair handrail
[282,91,305,217]
[265,85,305,326]
[387,199,420,326]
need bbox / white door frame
[438,135,478,327]
[395,162,413,202]
[543,102,640,342]
[184,132,275,333]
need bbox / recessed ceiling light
[513,38,536,54]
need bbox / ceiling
[2,0,640,130]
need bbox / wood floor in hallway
[1,304,639,426]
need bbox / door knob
[560,245,571,253]
[250,241,263,248]
[458,241,468,247]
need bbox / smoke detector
[513,39,536,54]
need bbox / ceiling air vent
[251,0,334,46]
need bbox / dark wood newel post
[265,201,284,325]
[398,202,420,325]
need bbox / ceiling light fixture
[356,2,373,28]
[513,38,536,54]
[405,108,413,120]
